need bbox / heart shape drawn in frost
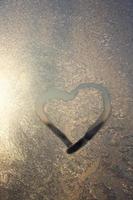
[36,83,111,154]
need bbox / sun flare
[0,79,13,109]
[0,78,16,138]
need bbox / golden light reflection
[0,78,16,140]
[0,50,32,159]
[0,53,32,160]
[0,79,13,110]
